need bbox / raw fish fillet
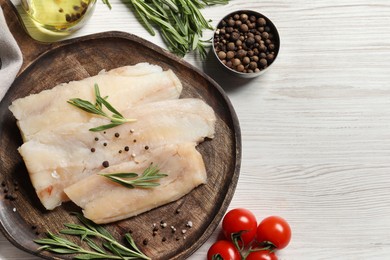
[64,143,207,224]
[9,63,182,141]
[18,99,216,210]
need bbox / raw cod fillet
[18,98,216,210]
[64,143,207,224]
[9,63,182,141]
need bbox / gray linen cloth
[0,6,22,100]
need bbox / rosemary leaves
[67,84,136,131]
[99,164,167,189]
[34,212,150,259]
[102,0,229,58]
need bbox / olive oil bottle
[21,0,96,33]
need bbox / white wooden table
[2,0,390,259]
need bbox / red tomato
[222,208,257,246]
[256,216,291,249]
[246,250,278,260]
[207,240,241,260]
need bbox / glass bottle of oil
[21,0,97,33]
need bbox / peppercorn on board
[0,31,241,260]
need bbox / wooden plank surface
[2,0,390,259]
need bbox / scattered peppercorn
[91,148,96,153]
[5,194,16,201]
[143,238,149,246]
[214,11,278,74]
[124,146,129,152]
[114,133,120,138]
[103,142,107,146]
[145,146,149,150]
[102,161,109,168]
[94,137,99,141]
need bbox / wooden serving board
[0,1,241,259]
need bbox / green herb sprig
[100,164,167,189]
[67,84,136,132]
[34,212,150,259]
[102,0,229,58]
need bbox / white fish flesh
[18,98,216,210]
[9,63,182,141]
[64,143,207,224]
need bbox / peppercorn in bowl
[213,10,280,78]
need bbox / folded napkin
[0,6,22,100]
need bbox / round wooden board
[0,1,241,259]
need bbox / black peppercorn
[226,51,235,59]
[227,42,235,51]
[259,58,268,67]
[232,58,241,67]
[143,239,149,246]
[267,53,275,60]
[218,51,227,60]
[240,13,248,22]
[257,17,266,26]
[102,161,109,168]
[237,64,245,72]
[246,37,255,46]
[249,61,258,70]
[227,18,235,27]
[230,31,240,41]
[240,24,249,32]
[236,49,247,59]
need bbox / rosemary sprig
[101,0,112,9]
[101,0,229,58]
[100,164,167,189]
[67,84,136,132]
[34,212,150,259]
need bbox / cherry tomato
[256,216,291,249]
[222,208,257,246]
[207,240,241,260]
[246,250,278,260]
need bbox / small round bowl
[212,10,280,78]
